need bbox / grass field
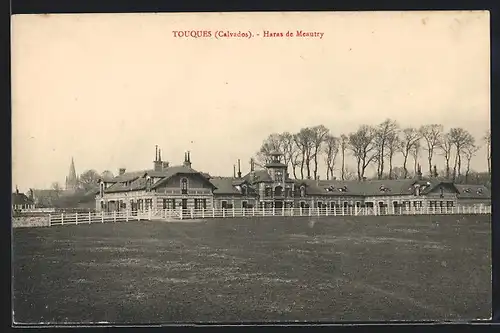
[12,214,491,324]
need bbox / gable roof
[103,165,215,193]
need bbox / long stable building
[96,147,491,213]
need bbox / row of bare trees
[254,120,490,184]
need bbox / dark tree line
[254,121,490,186]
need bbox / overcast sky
[12,11,490,192]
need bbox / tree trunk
[452,147,459,181]
[357,159,362,181]
[341,151,345,180]
[402,154,408,178]
[313,151,319,180]
[300,152,305,179]
[428,153,433,177]
[388,154,393,180]
[457,153,462,177]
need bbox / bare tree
[255,133,285,165]
[399,127,421,179]
[79,169,101,192]
[449,128,474,181]
[310,125,330,180]
[101,170,115,180]
[323,135,339,180]
[343,165,357,181]
[281,132,299,178]
[340,134,348,180]
[409,140,421,175]
[419,124,443,175]
[348,125,378,180]
[386,129,401,179]
[51,181,62,194]
[464,143,480,183]
[437,132,454,179]
[483,130,491,177]
[293,128,315,179]
[374,119,399,179]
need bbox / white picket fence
[48,204,491,227]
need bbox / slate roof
[242,170,271,183]
[454,184,491,199]
[103,165,214,193]
[210,177,242,195]
[297,179,426,197]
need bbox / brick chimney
[237,159,242,178]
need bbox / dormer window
[338,185,348,192]
[300,185,306,197]
[379,185,390,193]
[241,184,247,196]
[181,178,188,194]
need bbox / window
[447,201,454,207]
[171,199,176,209]
[265,187,272,197]
[100,183,104,197]
[274,186,283,197]
[276,170,283,182]
[356,202,361,208]
[242,201,248,208]
[241,185,247,196]
[202,199,207,209]
[300,186,306,197]
[163,199,168,209]
[194,199,199,209]
[181,178,188,194]
[221,201,228,209]
[317,201,323,208]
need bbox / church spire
[66,157,78,191]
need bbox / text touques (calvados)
[172,30,325,39]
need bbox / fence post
[61,213,64,225]
[75,212,78,225]
[326,207,329,216]
[252,207,255,217]
[263,206,265,217]
[223,208,226,218]
[333,207,337,216]
[212,208,215,218]
[191,208,194,219]
[308,208,311,216]
[114,211,117,222]
[202,209,205,218]
[49,214,51,227]
[126,210,129,222]
[273,206,275,216]
[88,212,91,223]
[102,211,104,223]
[232,207,235,217]
[300,207,303,216]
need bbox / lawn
[12,214,491,324]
